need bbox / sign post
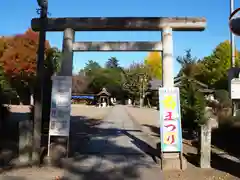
[159,87,183,169]
[47,76,72,157]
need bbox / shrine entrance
[97,88,111,107]
[31,16,206,168]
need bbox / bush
[212,119,240,156]
[214,89,232,108]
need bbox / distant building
[146,76,214,108]
[149,76,214,93]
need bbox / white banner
[231,79,240,99]
[49,76,72,136]
[158,87,183,152]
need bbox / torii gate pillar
[59,28,75,76]
[162,27,174,87]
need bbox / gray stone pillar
[200,124,211,168]
[60,28,75,76]
[162,27,174,87]
[18,120,32,165]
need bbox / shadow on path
[60,115,162,180]
[0,112,27,169]
[0,108,163,180]
[142,119,240,178]
[184,151,240,178]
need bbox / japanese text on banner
[159,87,182,152]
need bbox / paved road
[63,105,163,180]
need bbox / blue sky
[0,0,240,75]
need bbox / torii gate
[32,17,206,85]
[31,17,206,169]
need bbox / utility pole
[33,0,48,165]
[230,0,236,116]
[139,74,143,108]
[230,0,236,68]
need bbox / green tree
[82,60,102,77]
[180,78,207,129]
[45,47,61,74]
[42,47,62,127]
[198,41,240,89]
[80,58,126,98]
[177,50,207,134]
[122,63,149,103]
[105,57,119,69]
[84,60,101,71]
[81,60,103,93]
[0,63,14,104]
[176,49,200,78]
[80,59,120,96]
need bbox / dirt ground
[8,104,111,119]
[71,104,112,119]
[0,167,64,180]
[125,106,240,180]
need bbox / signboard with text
[159,87,182,152]
[49,76,72,136]
[231,79,240,99]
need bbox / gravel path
[64,105,163,180]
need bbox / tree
[177,50,207,134]
[1,29,50,79]
[198,41,240,89]
[208,90,232,123]
[0,37,8,58]
[42,47,62,125]
[105,57,119,69]
[122,62,150,103]
[144,52,162,79]
[84,60,101,71]
[72,75,90,94]
[45,47,61,74]
[180,78,207,129]
[176,49,200,78]
[0,29,50,104]
[0,62,14,104]
[81,60,104,93]
[81,59,125,98]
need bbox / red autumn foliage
[0,29,50,79]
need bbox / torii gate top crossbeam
[72,41,162,51]
[31,17,206,32]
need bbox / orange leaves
[0,29,50,80]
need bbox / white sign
[49,76,72,136]
[231,79,240,99]
[55,93,71,107]
[49,118,70,136]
